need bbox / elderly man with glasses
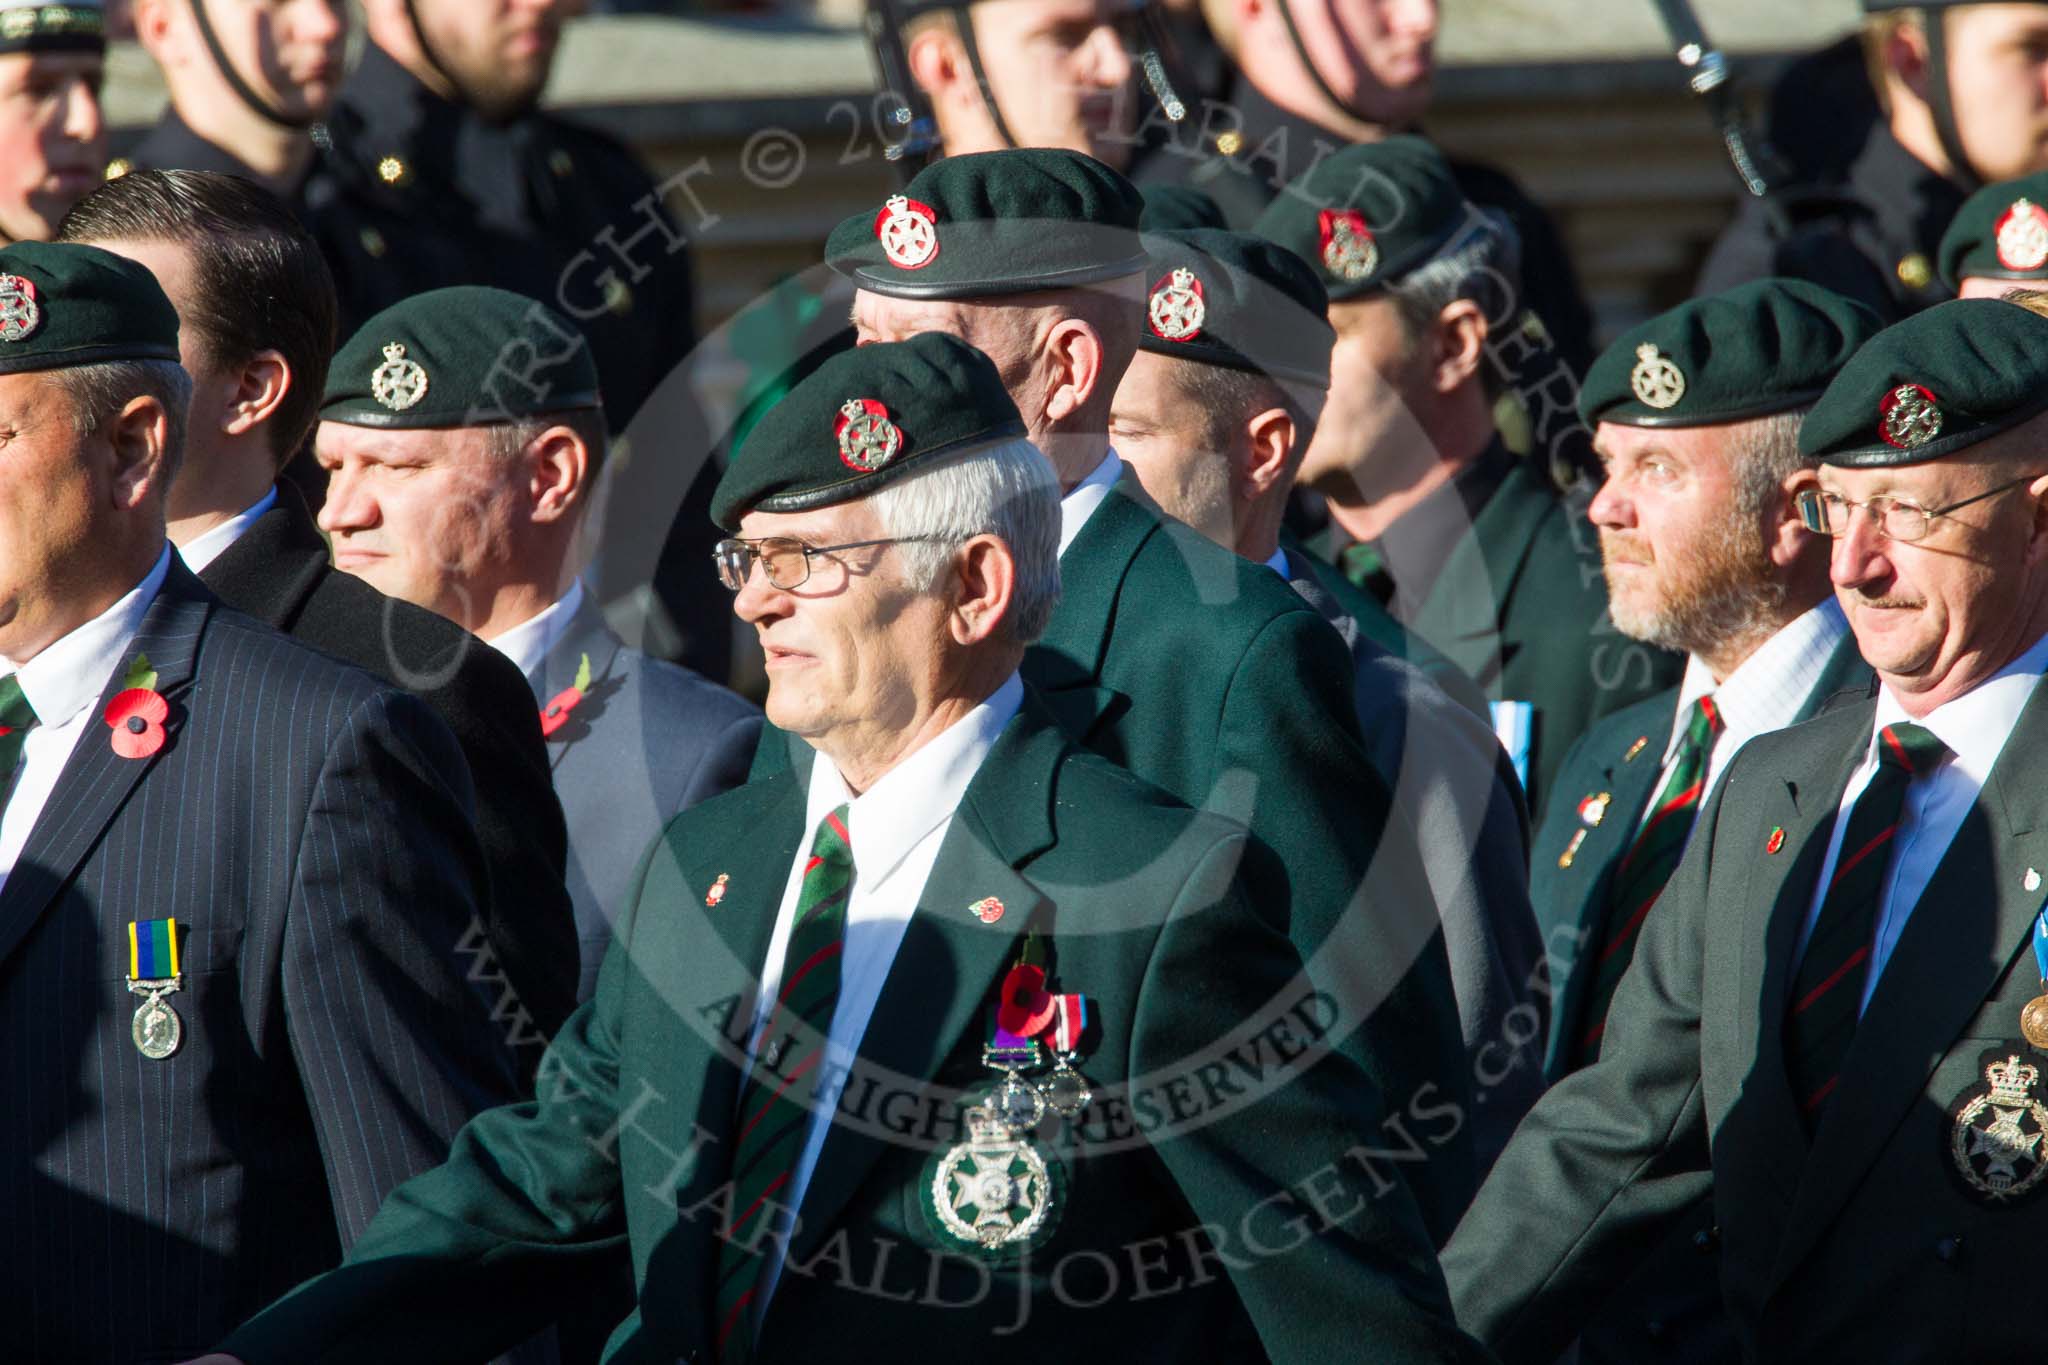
[189,332,1492,1365]
[1443,296,2048,1363]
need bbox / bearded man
[1520,278,1879,1365]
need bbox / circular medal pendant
[132,996,182,1060]
[1038,1062,1092,1120]
[992,1072,1046,1133]
[922,1105,1061,1256]
[2021,995,2048,1051]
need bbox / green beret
[0,1,103,55]
[0,240,177,376]
[1580,278,1880,429]
[824,148,1145,300]
[1250,135,1468,303]
[1800,298,2048,466]
[1137,228,1332,388]
[322,285,602,430]
[1938,171,2048,289]
[1140,185,1228,233]
[712,331,1026,530]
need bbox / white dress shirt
[0,547,172,893]
[1058,450,1123,557]
[747,671,1024,1322]
[1796,628,2048,1013]
[484,577,585,680]
[1637,597,1852,826]
[173,486,278,576]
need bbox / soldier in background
[0,0,106,244]
[1699,1,2048,321]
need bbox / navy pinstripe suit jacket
[1,562,523,1363]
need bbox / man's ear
[2025,469,2048,570]
[109,395,171,510]
[1240,405,1296,503]
[907,23,964,101]
[1769,468,1824,570]
[524,424,591,524]
[129,0,183,63]
[1431,298,1488,395]
[949,532,1016,646]
[1042,317,1105,424]
[1885,17,1934,104]
[219,349,292,440]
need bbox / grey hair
[1729,407,1812,523]
[866,437,1063,644]
[482,409,610,474]
[51,358,193,485]
[1386,210,1524,401]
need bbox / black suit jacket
[1,562,522,1361]
[198,486,579,1055]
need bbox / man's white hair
[866,436,1063,644]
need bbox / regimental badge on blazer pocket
[1947,1045,2048,1207]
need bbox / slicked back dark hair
[57,168,337,468]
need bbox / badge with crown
[1949,1049,2048,1204]
[371,341,429,412]
[1147,266,1206,341]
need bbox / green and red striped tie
[1572,695,1723,1067]
[1786,722,1946,1128]
[0,674,38,803]
[714,803,854,1362]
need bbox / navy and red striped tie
[1785,722,1947,1128]
[1571,695,1723,1066]
[714,803,854,1362]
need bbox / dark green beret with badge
[824,148,1145,300]
[1137,227,1333,388]
[1939,171,2048,290]
[711,330,1026,529]
[0,239,177,375]
[1250,134,1468,302]
[322,285,602,430]
[1800,298,2048,465]
[1580,277,1880,428]
[0,0,104,55]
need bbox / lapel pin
[2028,868,2042,893]
[1558,828,1589,870]
[1623,736,1650,763]
[969,896,1005,925]
[705,874,729,908]
[1577,792,1611,828]
[1766,827,1786,855]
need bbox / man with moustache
[794,147,1478,1242]
[1444,297,2048,1362]
[1254,137,1679,816]
[178,333,1493,1365]
[121,0,347,198]
[0,0,106,244]
[1525,279,1878,1365]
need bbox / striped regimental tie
[0,674,39,805]
[1785,722,1948,1128]
[714,804,853,1363]
[1572,695,1723,1066]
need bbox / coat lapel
[1023,472,1151,744]
[1769,685,2048,1286]
[1543,708,1675,1078]
[778,707,1065,1270]
[532,591,626,703]
[193,483,326,631]
[0,564,210,970]
[1412,460,1556,668]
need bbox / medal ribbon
[1052,994,1088,1054]
[128,918,178,982]
[2033,906,2048,984]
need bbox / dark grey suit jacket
[0,562,522,1361]
[1285,548,1546,1173]
[527,593,761,1003]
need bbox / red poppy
[105,688,170,759]
[539,685,583,738]
[997,963,1057,1039]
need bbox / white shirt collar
[484,578,586,681]
[1665,597,1850,764]
[1057,451,1123,558]
[6,546,173,729]
[174,486,279,577]
[806,673,1025,888]
[1868,627,2048,786]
